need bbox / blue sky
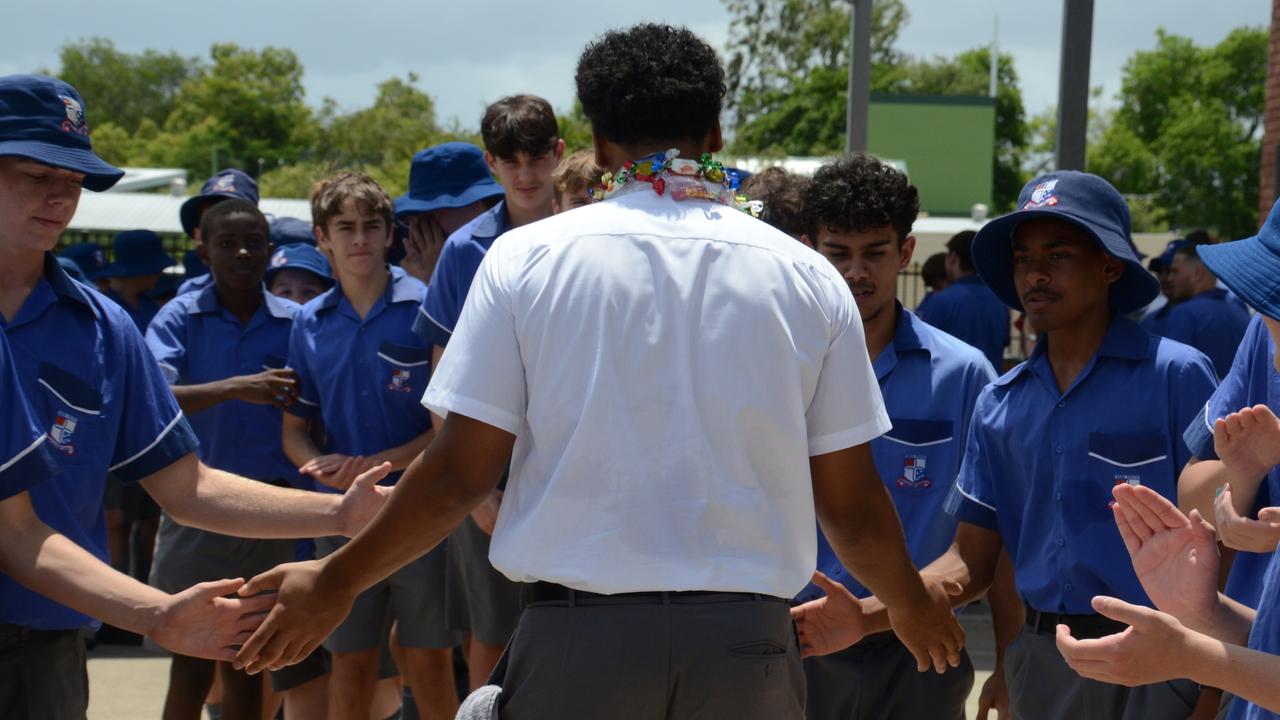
[4,1,1269,129]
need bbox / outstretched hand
[232,559,355,675]
[1111,483,1219,629]
[887,572,966,673]
[1056,596,1206,687]
[150,578,276,662]
[1213,483,1280,553]
[1214,404,1280,483]
[338,462,393,537]
[791,571,868,658]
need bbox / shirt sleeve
[144,302,189,385]
[422,242,527,435]
[804,277,892,456]
[0,339,56,500]
[416,237,485,347]
[1171,351,1221,470]
[285,316,321,419]
[108,320,199,483]
[945,393,999,530]
[1182,316,1265,460]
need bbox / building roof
[69,192,311,234]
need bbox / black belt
[522,581,786,607]
[1024,602,1127,640]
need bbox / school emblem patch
[271,253,289,268]
[49,411,79,455]
[212,174,237,193]
[1023,179,1059,209]
[896,455,931,489]
[58,95,89,136]
[387,369,413,393]
[1114,475,1141,487]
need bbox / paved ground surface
[87,605,1000,719]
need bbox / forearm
[0,496,166,636]
[324,416,505,598]
[369,429,435,472]
[1192,593,1257,646]
[987,550,1024,664]
[282,417,323,468]
[1179,458,1260,519]
[145,455,343,539]
[1189,635,1280,713]
[171,379,241,415]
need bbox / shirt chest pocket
[377,342,431,398]
[36,362,107,463]
[880,418,955,494]
[1072,432,1173,529]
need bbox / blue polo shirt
[1162,288,1251,379]
[947,316,1217,614]
[413,200,511,347]
[287,269,432,490]
[1182,315,1278,608]
[105,288,162,334]
[1232,553,1280,720]
[1,254,198,629]
[795,307,996,602]
[1139,302,1174,337]
[145,285,301,484]
[0,332,57,500]
[916,274,1010,370]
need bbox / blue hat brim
[394,182,504,219]
[98,254,176,278]
[972,209,1160,314]
[180,192,245,238]
[0,140,124,192]
[1199,238,1280,320]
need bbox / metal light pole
[1055,0,1095,171]
[845,0,872,154]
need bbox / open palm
[1215,405,1280,481]
[1112,484,1219,627]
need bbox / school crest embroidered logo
[387,369,413,393]
[49,411,79,455]
[1023,179,1059,209]
[1114,475,1141,487]
[58,95,89,136]
[212,174,237,193]
[271,253,289,268]
[896,455,931,489]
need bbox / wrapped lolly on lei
[593,148,763,217]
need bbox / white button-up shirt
[423,185,890,598]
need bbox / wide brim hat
[264,242,334,287]
[180,169,261,237]
[394,142,504,219]
[0,75,124,192]
[972,170,1159,314]
[100,229,176,278]
[1199,199,1280,320]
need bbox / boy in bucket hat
[100,228,175,332]
[794,171,1219,720]
[265,243,334,306]
[394,142,504,284]
[176,169,261,296]
[1055,198,1280,718]
[0,73,392,717]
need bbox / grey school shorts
[150,512,293,594]
[445,516,523,647]
[315,535,461,653]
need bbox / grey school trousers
[492,591,805,719]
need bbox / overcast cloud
[3,1,1269,130]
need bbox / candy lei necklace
[594,148,762,217]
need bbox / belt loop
[568,588,577,608]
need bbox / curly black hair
[575,24,726,146]
[803,154,919,244]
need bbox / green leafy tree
[558,99,594,153]
[322,73,442,167]
[51,38,203,134]
[1091,27,1265,238]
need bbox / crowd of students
[5,19,1280,720]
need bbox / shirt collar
[993,314,1151,388]
[316,267,419,313]
[469,200,511,241]
[954,275,985,287]
[43,252,96,311]
[874,304,930,379]
[188,284,295,319]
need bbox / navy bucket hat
[0,74,123,192]
[1199,199,1280,321]
[60,241,108,280]
[101,230,175,278]
[971,170,1159,314]
[394,142,504,219]
[180,169,260,237]
[269,216,315,247]
[264,243,334,288]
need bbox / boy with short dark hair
[146,198,301,719]
[740,166,812,245]
[282,171,458,719]
[551,149,603,213]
